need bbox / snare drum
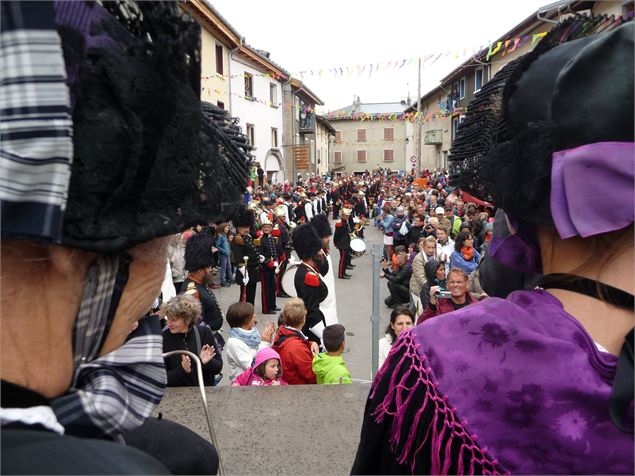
[281,264,299,297]
[350,237,366,257]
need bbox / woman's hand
[261,321,275,343]
[310,341,320,355]
[429,285,440,305]
[200,344,216,365]
[181,355,192,373]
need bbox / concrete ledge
[155,383,371,475]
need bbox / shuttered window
[357,129,366,142]
[334,151,342,163]
[384,128,394,141]
[384,149,394,162]
[357,150,366,162]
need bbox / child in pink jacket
[231,347,288,386]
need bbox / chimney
[352,95,361,112]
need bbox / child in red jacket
[272,298,318,385]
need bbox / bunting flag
[200,31,548,83]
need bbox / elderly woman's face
[99,236,170,355]
[167,314,189,334]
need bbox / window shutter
[357,150,366,162]
[384,128,394,141]
[334,151,342,163]
[383,149,394,162]
[215,45,224,75]
[357,129,366,142]
[335,130,342,143]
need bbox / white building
[229,45,288,184]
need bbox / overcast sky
[209,0,551,112]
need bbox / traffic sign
[410,155,417,163]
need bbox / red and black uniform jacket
[333,220,351,251]
[293,264,327,344]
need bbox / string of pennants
[201,84,466,122]
[200,32,548,82]
[326,110,465,123]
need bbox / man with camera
[418,268,479,323]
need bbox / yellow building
[180,0,241,109]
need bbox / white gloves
[259,255,265,264]
[274,262,280,275]
[242,270,250,285]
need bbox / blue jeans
[219,254,232,284]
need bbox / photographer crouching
[417,268,479,324]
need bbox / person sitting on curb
[381,246,412,308]
[417,268,480,324]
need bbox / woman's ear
[48,245,96,277]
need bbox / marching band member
[232,207,262,305]
[334,208,353,279]
[274,206,293,298]
[291,224,329,345]
[258,218,282,315]
[295,191,308,223]
[304,191,315,221]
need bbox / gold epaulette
[234,235,245,246]
[253,238,261,246]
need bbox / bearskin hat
[310,214,332,238]
[292,224,323,260]
[233,206,255,229]
[185,233,214,271]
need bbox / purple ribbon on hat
[551,142,634,239]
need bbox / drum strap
[301,262,325,285]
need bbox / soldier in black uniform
[258,218,282,314]
[291,224,328,345]
[294,193,307,224]
[331,185,341,220]
[334,207,353,279]
[274,206,293,298]
[231,207,261,305]
[181,233,224,331]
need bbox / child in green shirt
[312,324,352,384]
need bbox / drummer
[333,207,353,280]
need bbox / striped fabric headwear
[0,0,249,438]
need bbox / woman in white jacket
[225,302,275,381]
[378,306,415,369]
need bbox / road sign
[410,155,417,163]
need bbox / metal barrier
[162,350,224,476]
[370,244,382,378]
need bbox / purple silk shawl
[373,289,633,474]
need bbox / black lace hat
[292,224,323,260]
[2,1,250,252]
[449,15,633,225]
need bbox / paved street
[214,219,391,384]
